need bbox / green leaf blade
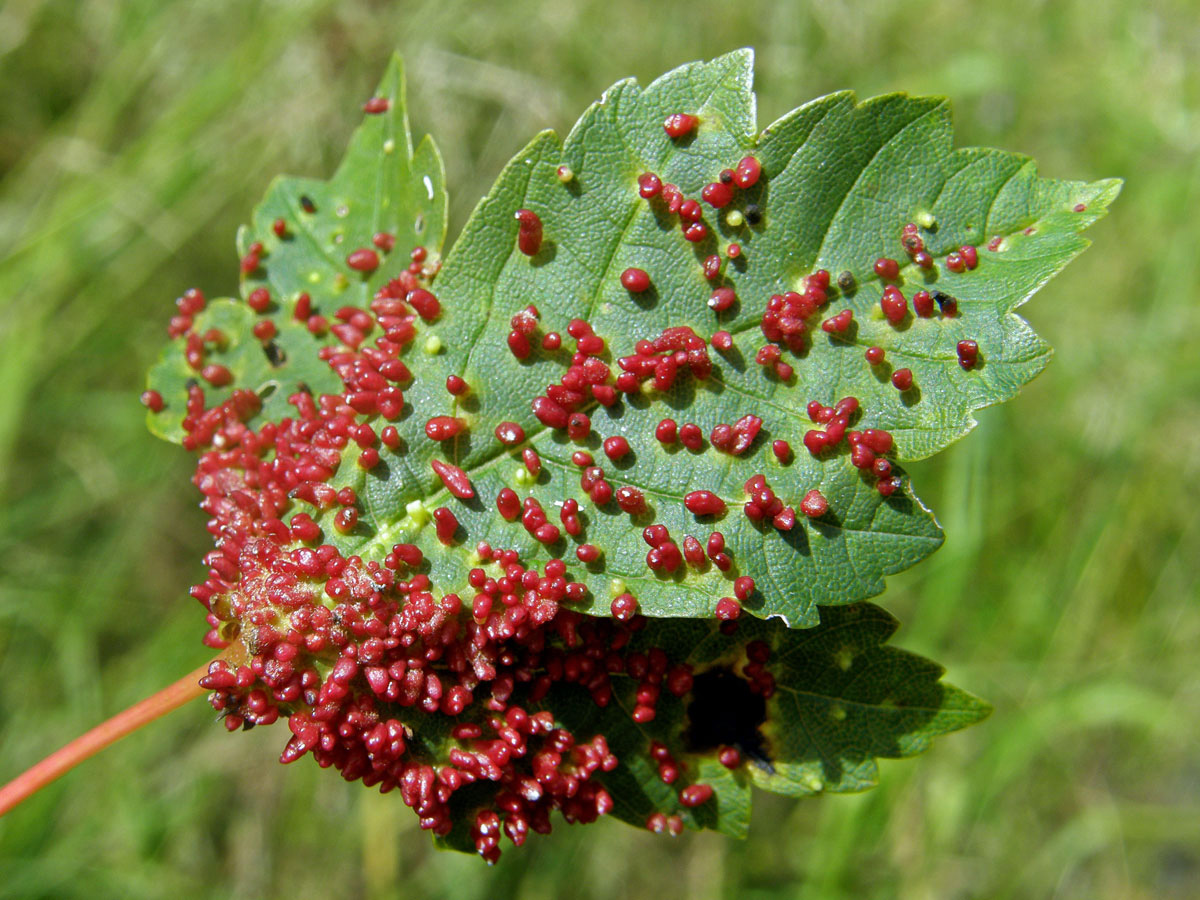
[239,53,447,317]
[355,50,1114,624]
[135,50,1117,861]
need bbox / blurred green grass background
[0,1,1197,897]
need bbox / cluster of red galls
[149,220,759,861]
[135,102,1003,861]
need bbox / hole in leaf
[264,341,287,367]
[685,668,771,770]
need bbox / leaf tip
[1087,176,1124,211]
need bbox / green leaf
[137,50,1113,861]
[146,54,447,442]
[245,49,1114,626]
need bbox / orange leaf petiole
[0,660,217,817]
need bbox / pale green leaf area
[147,55,447,441]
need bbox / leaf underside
[438,603,989,848]
[144,51,1115,854]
